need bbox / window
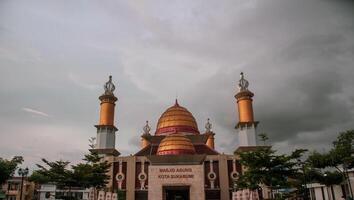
[341,184,349,198]
[310,188,316,200]
[8,195,16,200]
[74,192,83,199]
[8,183,19,191]
[45,192,51,199]
[321,187,325,200]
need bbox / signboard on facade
[157,167,194,179]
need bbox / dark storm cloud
[260,34,353,141]
[0,0,353,168]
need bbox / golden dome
[157,134,196,155]
[155,100,199,136]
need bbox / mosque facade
[91,73,260,200]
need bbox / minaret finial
[104,75,115,95]
[238,72,249,92]
[205,118,212,133]
[143,120,151,135]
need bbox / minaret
[235,72,258,147]
[94,76,120,156]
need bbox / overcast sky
[1,0,353,170]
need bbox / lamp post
[18,167,29,200]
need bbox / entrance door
[163,186,190,200]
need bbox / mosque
[91,73,260,200]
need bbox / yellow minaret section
[99,76,117,126]
[99,96,117,125]
[235,72,254,123]
[206,134,215,149]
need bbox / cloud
[68,73,101,90]
[0,0,353,169]
[22,107,50,117]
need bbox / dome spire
[175,98,179,106]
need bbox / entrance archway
[163,186,190,200]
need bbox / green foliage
[306,130,354,186]
[0,156,23,185]
[29,159,73,188]
[258,133,269,145]
[305,169,343,186]
[331,130,354,168]
[308,130,354,169]
[28,170,51,184]
[74,151,111,189]
[30,150,111,191]
[236,146,307,193]
[319,171,344,186]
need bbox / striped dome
[157,134,196,155]
[155,100,199,136]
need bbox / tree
[235,142,307,199]
[0,156,23,185]
[30,149,111,200]
[29,159,73,188]
[258,133,269,146]
[72,151,111,200]
[28,170,51,184]
[73,151,111,190]
[307,130,354,198]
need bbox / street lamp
[18,167,29,200]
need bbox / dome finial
[205,118,212,132]
[238,72,249,92]
[143,120,151,135]
[103,75,115,95]
[175,98,179,106]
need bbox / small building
[307,169,354,200]
[1,177,35,200]
[37,184,90,200]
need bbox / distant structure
[0,177,35,200]
[91,74,261,200]
[37,184,90,200]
